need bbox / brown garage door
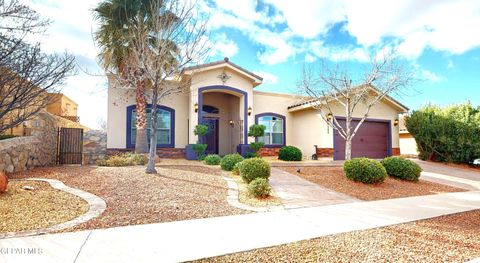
[334,119,390,160]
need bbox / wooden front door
[203,118,219,154]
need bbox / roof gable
[183,58,263,87]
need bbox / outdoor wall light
[194,103,198,113]
[327,113,333,121]
[247,106,252,116]
[229,120,234,126]
[394,119,399,126]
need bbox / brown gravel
[279,166,465,201]
[0,181,89,233]
[10,164,248,232]
[196,209,480,263]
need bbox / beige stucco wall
[106,83,189,149]
[290,99,402,158]
[400,133,418,155]
[252,91,298,145]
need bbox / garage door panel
[334,119,390,160]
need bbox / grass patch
[230,174,282,207]
[0,181,89,233]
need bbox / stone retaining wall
[0,112,57,173]
[83,130,107,165]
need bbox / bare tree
[0,0,75,133]
[297,51,414,160]
[126,0,209,173]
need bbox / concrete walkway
[270,167,359,208]
[1,190,479,263]
[414,160,480,190]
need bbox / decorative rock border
[222,172,284,212]
[0,178,106,239]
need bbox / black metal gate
[57,128,83,165]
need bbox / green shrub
[238,158,270,183]
[278,146,302,161]
[381,157,422,181]
[97,153,147,167]
[220,153,244,171]
[245,152,259,159]
[249,142,265,153]
[247,178,272,198]
[204,154,222,165]
[248,124,266,137]
[194,124,209,136]
[232,162,241,175]
[0,134,16,140]
[343,158,387,184]
[192,143,208,160]
[406,103,480,164]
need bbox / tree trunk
[146,89,158,174]
[345,138,352,160]
[135,82,149,153]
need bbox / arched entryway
[198,86,248,155]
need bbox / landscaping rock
[0,172,8,193]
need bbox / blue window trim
[126,104,175,148]
[255,112,286,148]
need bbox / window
[256,114,285,146]
[202,105,219,114]
[127,105,174,148]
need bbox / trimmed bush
[245,152,259,159]
[247,178,271,198]
[278,146,302,161]
[406,103,480,164]
[204,154,222,165]
[381,157,422,181]
[97,153,147,167]
[343,158,387,184]
[0,134,16,140]
[238,158,270,183]
[220,153,244,171]
[232,162,241,175]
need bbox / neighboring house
[107,58,408,160]
[46,93,79,122]
[3,93,87,136]
[399,114,419,156]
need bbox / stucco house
[106,58,408,160]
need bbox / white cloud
[420,69,445,83]
[304,54,317,63]
[447,60,455,69]
[253,71,278,85]
[210,33,239,58]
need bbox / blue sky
[27,0,480,128]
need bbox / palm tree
[93,0,152,153]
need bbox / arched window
[255,113,285,146]
[202,105,219,114]
[127,105,175,148]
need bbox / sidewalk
[269,167,359,208]
[1,190,479,263]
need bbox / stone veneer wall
[83,130,107,165]
[316,148,334,158]
[392,147,401,156]
[106,148,186,159]
[258,147,280,157]
[0,111,58,173]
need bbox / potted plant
[238,124,266,158]
[185,124,209,160]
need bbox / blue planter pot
[185,144,198,160]
[237,144,254,157]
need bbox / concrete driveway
[414,159,480,190]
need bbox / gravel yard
[10,164,248,232]
[279,166,465,200]
[197,209,480,262]
[0,181,89,233]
